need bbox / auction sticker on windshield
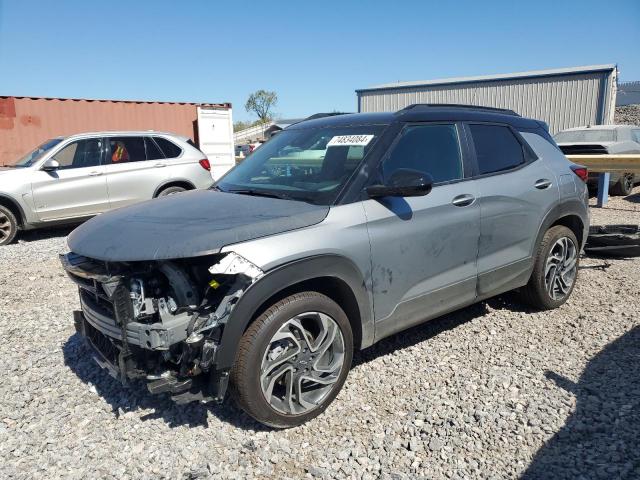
[327,135,374,147]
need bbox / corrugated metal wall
[0,97,224,166]
[358,69,617,134]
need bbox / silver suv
[0,131,213,244]
[60,105,589,428]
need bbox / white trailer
[197,105,235,179]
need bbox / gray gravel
[614,104,640,126]
[1,193,639,480]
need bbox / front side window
[108,137,146,164]
[52,139,103,169]
[382,124,463,184]
[469,124,525,175]
[217,125,385,205]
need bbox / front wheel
[0,205,18,246]
[519,225,579,310]
[230,292,353,428]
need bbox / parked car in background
[554,125,640,196]
[0,131,212,245]
[61,105,589,428]
[235,142,265,158]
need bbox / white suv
[0,131,213,245]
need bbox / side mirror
[366,168,433,198]
[41,159,60,172]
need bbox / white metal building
[356,65,617,133]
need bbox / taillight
[570,165,588,183]
[199,159,211,171]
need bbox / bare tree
[245,90,278,123]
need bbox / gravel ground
[614,104,640,126]
[1,189,639,480]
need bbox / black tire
[519,225,580,310]
[0,205,18,246]
[230,292,353,428]
[157,186,186,197]
[610,173,634,196]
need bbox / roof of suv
[288,104,543,130]
[61,131,190,141]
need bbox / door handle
[534,179,552,189]
[451,194,475,207]
[88,171,103,176]
[154,163,167,168]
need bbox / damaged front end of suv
[60,250,263,404]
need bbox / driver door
[362,123,480,340]
[31,138,109,221]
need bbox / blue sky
[0,0,638,122]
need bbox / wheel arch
[153,179,196,197]
[550,214,585,247]
[532,200,589,257]
[214,254,373,371]
[0,194,25,228]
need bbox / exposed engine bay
[59,251,263,403]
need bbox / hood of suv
[67,190,329,261]
[0,166,32,185]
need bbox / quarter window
[52,139,102,169]
[153,137,182,158]
[383,124,463,184]
[108,137,146,163]
[469,124,525,174]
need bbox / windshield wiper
[227,188,318,204]
[228,189,291,200]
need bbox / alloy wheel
[0,211,11,242]
[624,175,634,194]
[544,236,578,300]
[260,311,346,415]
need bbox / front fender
[213,254,373,371]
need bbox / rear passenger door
[362,123,480,340]
[465,123,558,298]
[104,136,169,209]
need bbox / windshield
[10,138,64,167]
[554,130,616,143]
[217,125,385,205]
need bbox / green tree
[245,90,278,123]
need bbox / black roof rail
[304,112,352,120]
[397,103,520,117]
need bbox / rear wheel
[610,173,634,196]
[230,292,353,428]
[519,225,579,310]
[157,186,186,197]
[0,206,18,246]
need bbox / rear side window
[108,137,146,163]
[469,124,525,175]
[153,137,182,158]
[144,137,165,160]
[633,129,640,143]
[383,124,463,184]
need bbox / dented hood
[67,190,329,261]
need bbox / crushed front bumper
[62,252,230,403]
